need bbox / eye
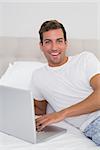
[57,39,63,44]
[45,41,50,44]
[44,40,51,45]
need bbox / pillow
[0,61,46,89]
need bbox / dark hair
[39,20,67,44]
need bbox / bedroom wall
[0,2,98,39]
[0,1,100,77]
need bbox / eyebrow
[43,39,51,41]
[56,38,64,40]
[44,38,64,41]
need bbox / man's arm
[34,99,48,115]
[61,74,100,117]
[36,74,100,131]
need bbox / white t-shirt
[31,51,100,131]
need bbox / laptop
[0,85,66,144]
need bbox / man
[31,20,100,145]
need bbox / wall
[0,1,99,77]
[0,2,98,39]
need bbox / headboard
[0,37,100,77]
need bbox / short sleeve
[30,72,44,101]
[85,52,100,81]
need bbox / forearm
[60,90,100,119]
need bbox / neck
[49,56,68,67]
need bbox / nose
[52,42,58,51]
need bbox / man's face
[40,29,67,67]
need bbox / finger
[36,114,49,122]
[36,120,50,131]
[36,117,48,127]
[37,116,53,131]
[36,115,48,126]
[36,124,45,132]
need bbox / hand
[36,111,65,131]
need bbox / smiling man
[39,28,68,67]
[31,20,100,146]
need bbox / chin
[49,61,63,67]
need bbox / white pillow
[0,61,46,89]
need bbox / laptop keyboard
[36,130,46,134]
[36,125,66,143]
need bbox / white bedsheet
[0,121,99,150]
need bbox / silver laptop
[0,85,66,144]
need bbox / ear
[39,42,43,51]
[65,40,68,49]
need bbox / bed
[0,37,100,149]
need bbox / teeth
[51,52,59,56]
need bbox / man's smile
[51,52,60,56]
[50,52,61,58]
